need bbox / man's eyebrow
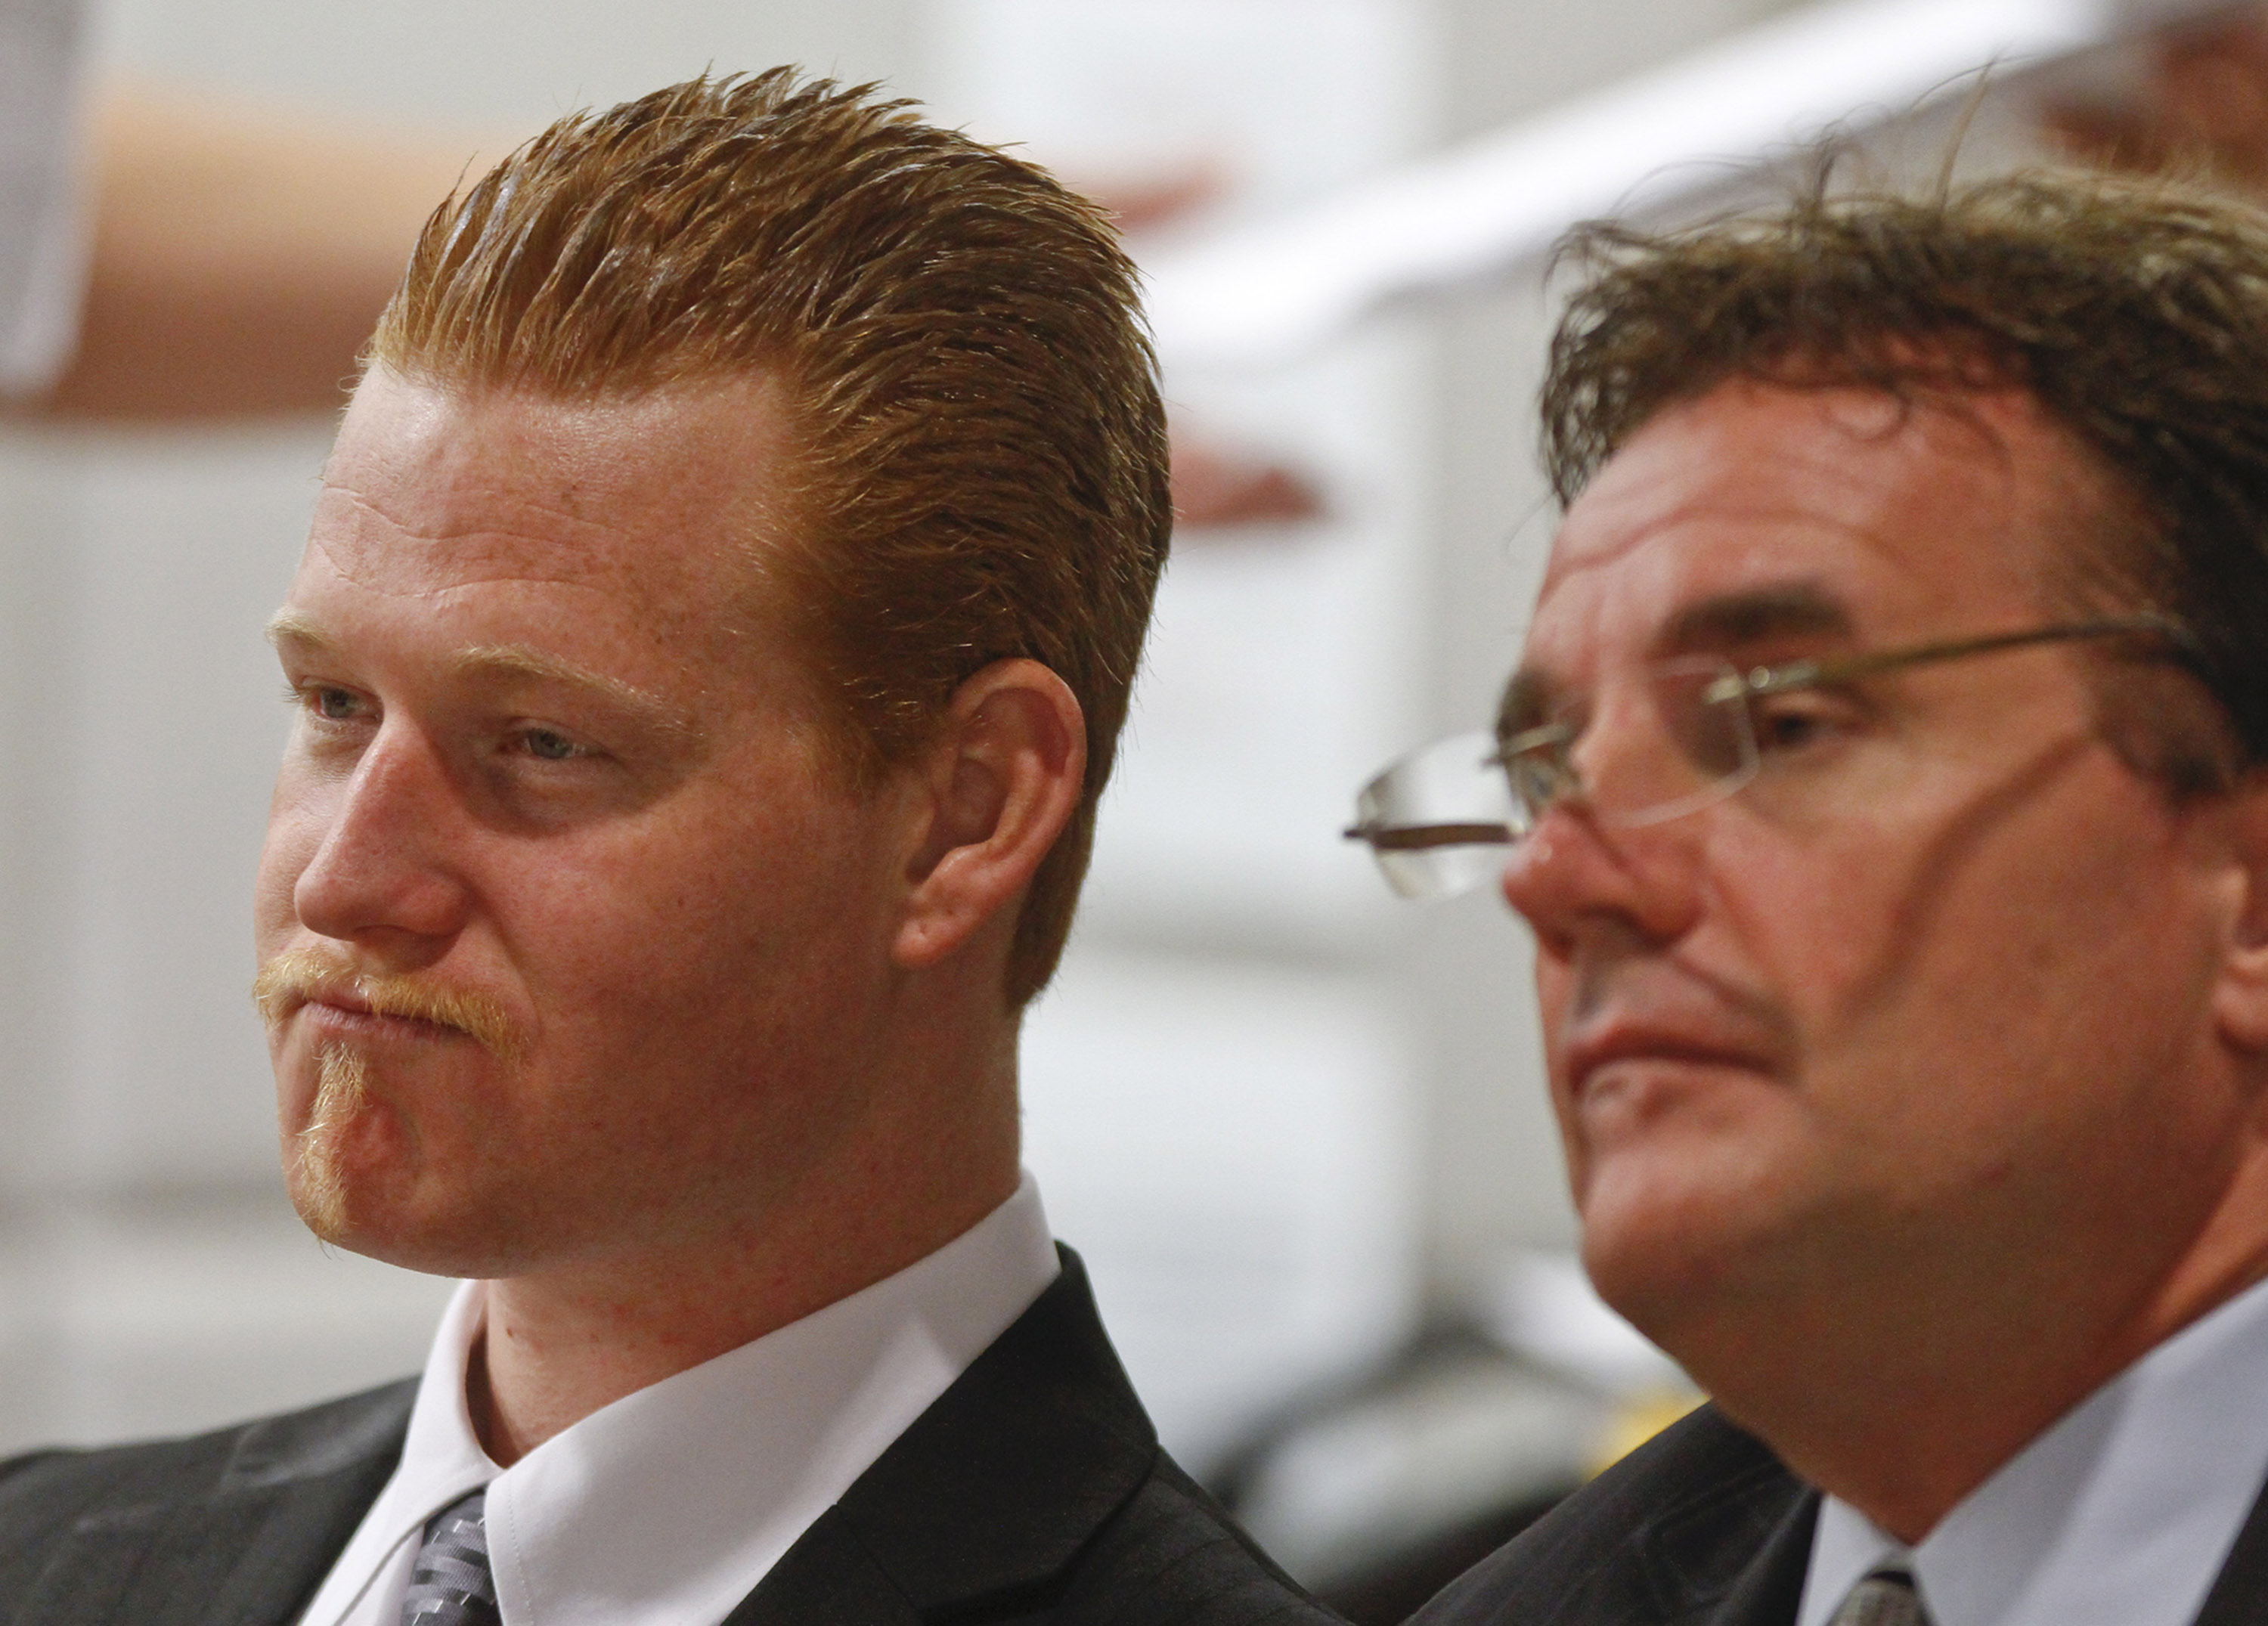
[1499,585,1859,732]
[265,608,334,652]
[451,645,696,733]
[1656,585,1854,655]
[265,614,699,737]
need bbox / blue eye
[522,729,581,761]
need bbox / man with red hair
[0,70,1334,1626]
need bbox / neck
[468,988,1022,1466]
[1681,1160,2268,1544]
[469,1152,1020,1466]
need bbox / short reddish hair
[367,70,1170,1005]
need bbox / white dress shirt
[1796,1271,2268,1626]
[298,1174,1061,1626]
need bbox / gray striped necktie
[1830,1565,1928,1626]
[401,1488,502,1625]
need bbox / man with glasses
[1349,172,2268,1626]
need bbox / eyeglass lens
[1533,649,1760,825]
[1353,658,1758,900]
[1352,730,1516,900]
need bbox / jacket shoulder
[0,1380,416,1616]
[1411,1404,1811,1626]
[1048,1451,1343,1626]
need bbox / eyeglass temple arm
[1724,614,2192,700]
[1342,820,1512,849]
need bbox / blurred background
[2,0,2261,1616]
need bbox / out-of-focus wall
[1447,0,1805,135]
[0,0,1804,1469]
[96,0,918,125]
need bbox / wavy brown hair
[1541,167,2268,770]
[367,70,1170,1005]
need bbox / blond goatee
[293,1043,368,1241]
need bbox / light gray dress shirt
[1796,1271,2268,1626]
[296,1173,1061,1626]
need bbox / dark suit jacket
[1412,1402,2268,1626]
[0,1249,1339,1626]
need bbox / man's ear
[2214,770,2268,1053]
[890,658,1086,972]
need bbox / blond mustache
[253,949,528,1064]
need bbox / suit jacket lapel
[1629,1438,1816,1626]
[725,1247,1157,1625]
[2192,1464,2268,1626]
[1698,1491,1816,1626]
[16,1381,412,1626]
[716,1508,924,1626]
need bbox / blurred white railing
[1147,0,2222,370]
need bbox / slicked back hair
[367,70,1171,1006]
[1541,167,2268,774]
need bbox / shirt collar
[1796,1270,2268,1626]
[301,1172,1058,1626]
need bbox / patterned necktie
[1830,1565,1928,1626]
[401,1488,503,1625]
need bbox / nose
[284,723,472,961]
[1499,798,1706,958]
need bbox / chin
[284,1145,412,1259]
[283,1127,519,1278]
[1579,1213,1717,1355]
[1573,1147,1803,1363]
[277,1044,536,1273]
[294,1190,543,1281]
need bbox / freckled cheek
[520,860,794,1039]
